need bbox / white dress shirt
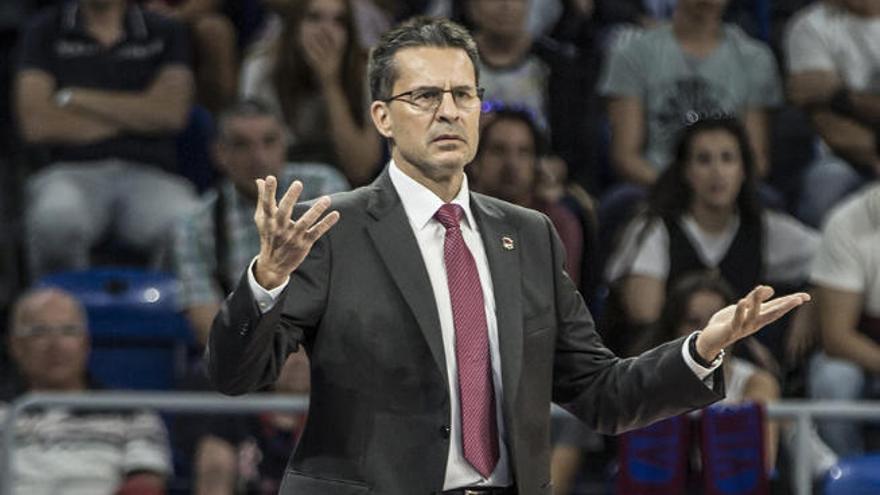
[246,161,720,489]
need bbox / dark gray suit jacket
[206,170,724,495]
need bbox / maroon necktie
[434,203,499,478]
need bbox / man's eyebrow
[406,85,442,92]
[406,84,476,91]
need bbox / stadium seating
[823,454,880,495]
[37,268,194,390]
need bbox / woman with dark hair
[604,117,818,349]
[240,0,381,185]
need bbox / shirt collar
[388,160,477,231]
[63,1,149,40]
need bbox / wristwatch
[54,88,74,108]
[690,331,724,368]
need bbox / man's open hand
[253,176,340,289]
[696,286,811,362]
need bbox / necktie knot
[435,203,465,230]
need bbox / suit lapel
[364,173,525,415]
[365,172,448,381]
[471,194,524,417]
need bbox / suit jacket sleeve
[546,216,724,434]
[205,230,330,396]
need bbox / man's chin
[430,151,472,171]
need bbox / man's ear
[370,101,394,139]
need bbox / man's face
[468,0,528,38]
[371,47,482,184]
[215,115,287,199]
[471,117,537,205]
[10,293,90,391]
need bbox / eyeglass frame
[13,324,87,339]
[382,85,485,112]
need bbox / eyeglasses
[14,324,86,338]
[384,86,485,112]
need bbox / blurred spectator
[549,409,603,495]
[547,0,597,54]
[639,272,782,473]
[463,0,600,192]
[169,99,348,346]
[469,108,585,289]
[143,0,239,113]
[240,0,381,186]
[177,350,310,495]
[594,0,780,38]
[784,0,880,227]
[264,0,392,49]
[428,0,564,39]
[15,0,198,279]
[807,183,880,456]
[537,153,601,298]
[371,0,429,24]
[604,117,817,352]
[1,287,172,495]
[599,0,781,188]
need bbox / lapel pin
[502,236,515,251]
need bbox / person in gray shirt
[598,0,782,187]
[169,100,349,346]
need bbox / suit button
[440,425,451,439]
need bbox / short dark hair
[216,98,282,140]
[368,16,481,101]
[478,107,546,160]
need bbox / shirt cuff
[246,256,289,314]
[682,332,723,383]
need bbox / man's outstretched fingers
[756,293,810,327]
[307,210,341,241]
[277,180,304,224]
[255,179,270,220]
[746,286,772,329]
[264,176,280,218]
[295,196,332,232]
[732,298,747,332]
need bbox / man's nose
[251,145,272,166]
[435,91,461,120]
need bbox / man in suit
[206,17,810,495]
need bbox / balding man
[4,288,172,495]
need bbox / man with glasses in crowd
[206,16,810,495]
[2,287,172,495]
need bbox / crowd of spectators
[1,0,878,493]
